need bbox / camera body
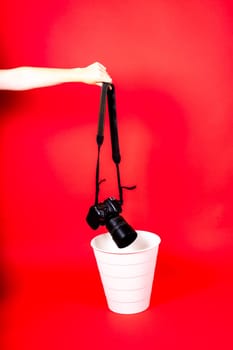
[86,197,137,248]
[86,197,122,230]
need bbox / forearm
[0,67,81,91]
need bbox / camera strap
[94,83,135,206]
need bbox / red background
[1,0,233,349]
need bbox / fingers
[92,62,110,77]
[95,63,112,84]
[84,61,112,85]
[94,62,106,71]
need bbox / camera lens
[106,215,137,248]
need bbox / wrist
[67,67,83,83]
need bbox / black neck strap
[95,83,122,205]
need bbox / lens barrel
[106,216,137,248]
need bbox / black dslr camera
[86,83,137,248]
[86,197,137,248]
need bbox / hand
[75,62,112,86]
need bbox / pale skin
[0,62,112,91]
